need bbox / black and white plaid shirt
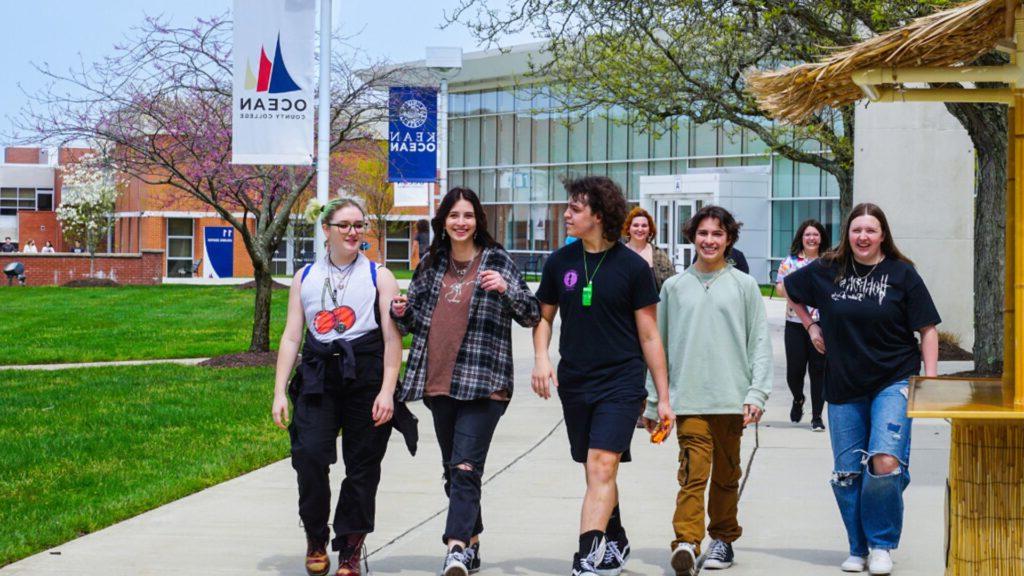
[393,246,541,401]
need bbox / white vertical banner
[232,0,316,165]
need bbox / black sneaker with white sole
[811,418,826,432]
[594,536,630,576]
[442,545,470,576]
[702,539,734,570]
[465,543,481,574]
[571,552,600,576]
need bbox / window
[36,190,54,211]
[385,221,411,271]
[166,218,194,276]
[498,114,515,166]
[568,116,587,163]
[0,188,17,216]
[449,119,465,168]
[270,221,315,276]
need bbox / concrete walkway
[1,297,957,575]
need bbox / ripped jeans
[828,380,913,556]
[424,395,508,544]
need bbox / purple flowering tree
[12,15,404,352]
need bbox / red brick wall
[16,212,60,250]
[4,147,42,164]
[0,251,164,286]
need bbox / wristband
[805,321,819,332]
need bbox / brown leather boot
[305,537,330,576]
[335,534,366,576]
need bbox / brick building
[0,146,92,252]
[2,145,431,282]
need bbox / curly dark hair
[564,176,628,243]
[682,205,742,255]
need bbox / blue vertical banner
[203,227,235,278]
[388,87,438,183]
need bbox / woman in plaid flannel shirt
[391,187,541,576]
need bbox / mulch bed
[939,340,973,361]
[62,278,122,288]
[198,351,277,368]
[234,280,290,290]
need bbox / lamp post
[314,0,332,261]
[425,47,463,241]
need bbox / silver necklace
[328,254,358,299]
[697,265,728,291]
[443,249,479,304]
[850,256,883,280]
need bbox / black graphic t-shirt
[536,241,660,399]
[784,258,941,404]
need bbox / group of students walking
[272,176,940,576]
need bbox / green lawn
[0,286,411,366]
[0,364,288,567]
[0,286,289,365]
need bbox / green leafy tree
[450,0,1003,371]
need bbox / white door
[654,198,701,272]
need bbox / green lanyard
[581,248,609,307]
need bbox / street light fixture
[425,47,463,240]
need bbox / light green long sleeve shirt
[645,265,772,419]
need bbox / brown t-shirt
[425,254,508,400]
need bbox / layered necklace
[443,249,479,304]
[850,255,884,279]
[326,253,359,305]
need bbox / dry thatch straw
[746,0,1010,124]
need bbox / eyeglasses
[326,221,366,233]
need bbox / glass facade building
[444,52,841,275]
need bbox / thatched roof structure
[746,0,1013,124]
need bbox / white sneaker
[670,543,697,576]
[841,555,867,572]
[868,549,893,575]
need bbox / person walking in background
[0,237,15,253]
[41,241,56,253]
[271,198,407,576]
[645,205,771,575]
[390,187,540,576]
[415,219,430,264]
[622,206,676,291]
[533,176,674,576]
[784,203,940,576]
[726,246,748,274]
[72,241,85,253]
[22,240,37,253]
[775,220,830,432]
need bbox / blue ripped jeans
[828,380,913,556]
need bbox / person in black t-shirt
[726,246,749,274]
[784,203,939,575]
[534,176,674,576]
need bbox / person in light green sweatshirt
[642,205,772,576]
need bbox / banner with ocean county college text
[388,87,438,183]
[232,0,315,165]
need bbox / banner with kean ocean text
[388,87,438,183]
[232,0,315,165]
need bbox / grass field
[0,286,289,365]
[0,364,287,567]
[0,286,412,366]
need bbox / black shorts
[559,390,645,464]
